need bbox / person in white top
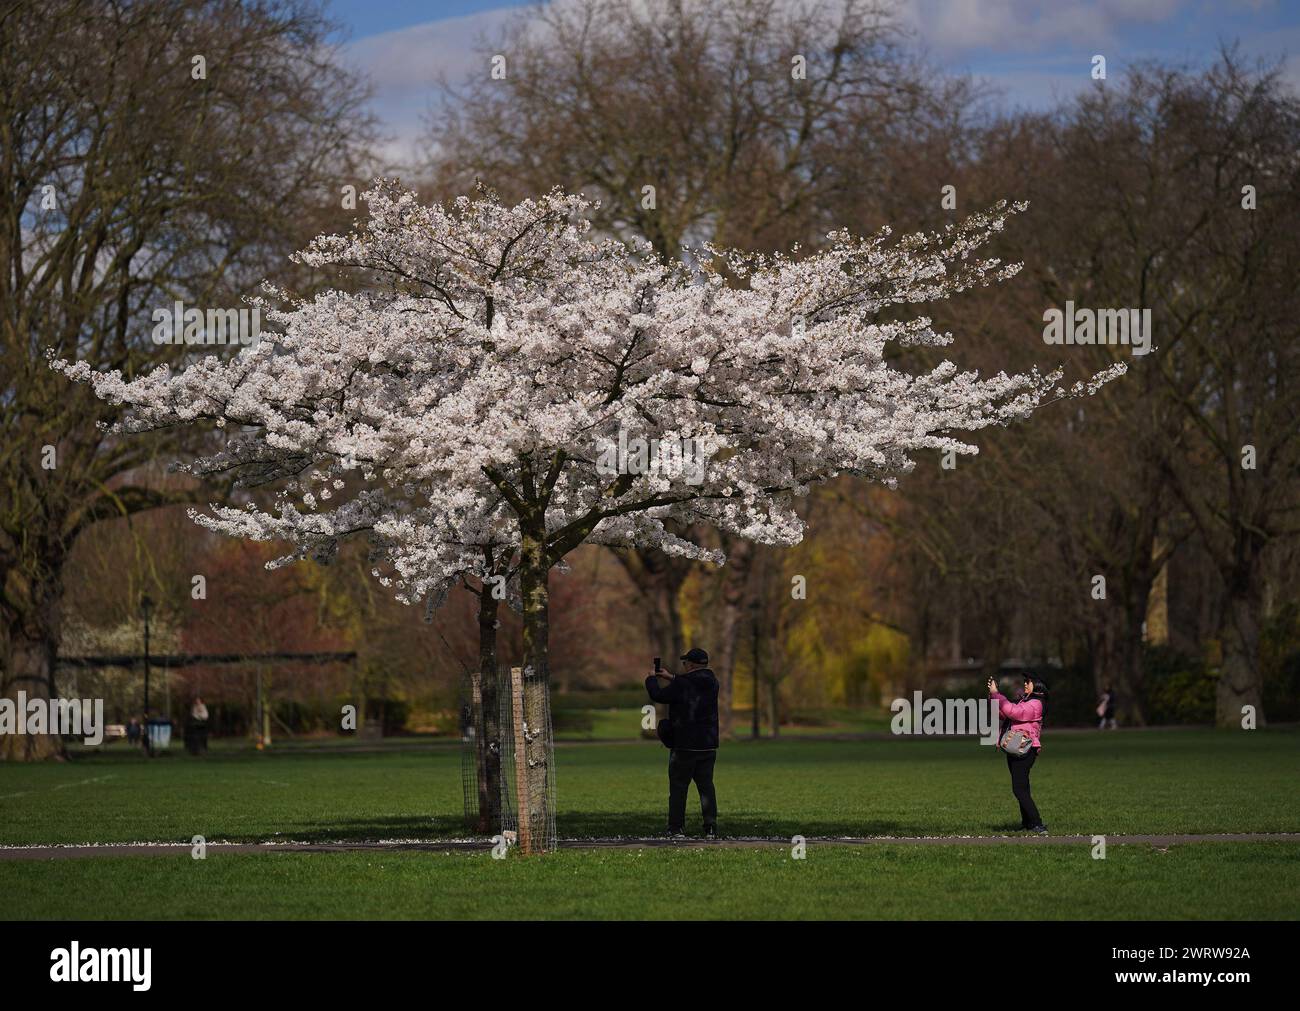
[186,696,210,755]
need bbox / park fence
[460,663,557,854]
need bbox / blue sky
[326,0,1300,169]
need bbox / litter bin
[147,718,172,752]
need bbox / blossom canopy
[53,182,1124,604]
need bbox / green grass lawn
[10,726,1297,843]
[2,727,1297,918]
[4,843,1296,920]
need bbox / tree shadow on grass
[225,814,471,843]
[213,811,935,843]
[212,811,1025,844]
[556,811,929,839]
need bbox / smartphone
[653,657,661,673]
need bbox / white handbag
[999,728,1034,756]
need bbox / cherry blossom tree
[54,182,1122,847]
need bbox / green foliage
[1262,603,1300,722]
[363,698,410,736]
[553,686,647,711]
[820,625,909,707]
[1143,646,1216,725]
[551,709,596,733]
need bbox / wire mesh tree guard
[460,663,556,854]
[459,665,502,835]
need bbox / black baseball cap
[680,647,709,664]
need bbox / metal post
[751,615,760,739]
[140,594,153,756]
[142,599,152,714]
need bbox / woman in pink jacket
[987,674,1049,835]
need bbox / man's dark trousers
[668,748,717,832]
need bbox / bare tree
[878,55,1300,726]
[1111,56,1300,726]
[0,0,375,759]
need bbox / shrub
[1143,646,1216,724]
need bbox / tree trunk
[712,536,753,739]
[1092,605,1147,727]
[1,567,67,762]
[638,549,687,664]
[474,588,503,833]
[749,609,761,739]
[616,546,688,732]
[518,527,553,852]
[1216,586,1264,728]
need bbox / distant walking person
[988,675,1048,835]
[1097,686,1118,730]
[186,695,210,755]
[646,648,720,839]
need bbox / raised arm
[645,674,682,704]
[991,692,1042,722]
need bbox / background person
[186,695,210,755]
[646,647,720,839]
[1097,686,1118,730]
[988,674,1049,835]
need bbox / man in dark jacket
[645,647,719,838]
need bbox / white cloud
[344,5,518,171]
[343,0,1268,163]
[901,0,1187,55]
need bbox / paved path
[1,832,1298,859]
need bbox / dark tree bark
[712,536,754,739]
[0,551,65,761]
[473,580,504,833]
[1217,558,1266,728]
